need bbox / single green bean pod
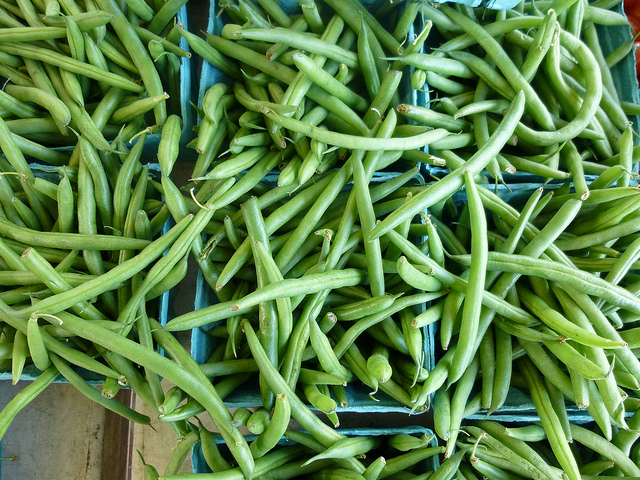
[232,407,252,428]
[363,456,386,480]
[388,433,435,452]
[366,345,392,384]
[303,435,381,466]
[198,422,232,473]
[250,393,291,459]
[101,376,122,400]
[411,69,427,90]
[159,386,187,416]
[247,407,271,435]
[302,382,338,415]
[26,314,51,371]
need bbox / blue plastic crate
[0,163,171,385]
[418,1,640,185]
[432,181,640,425]
[465,386,595,424]
[191,425,439,475]
[197,0,426,175]
[189,171,437,413]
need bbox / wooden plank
[0,380,131,480]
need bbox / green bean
[291,53,368,112]
[489,324,513,415]
[198,423,231,472]
[4,84,71,136]
[361,69,403,129]
[553,211,640,251]
[246,407,270,435]
[356,13,380,102]
[453,251,640,314]
[602,234,640,287]
[448,170,488,383]
[10,328,27,384]
[332,294,401,322]
[363,456,386,480]
[25,312,51,371]
[123,0,153,21]
[75,157,110,309]
[261,107,450,151]
[305,436,381,467]
[477,325,495,410]
[518,285,625,348]
[96,0,166,124]
[0,89,40,122]
[309,315,353,383]
[396,256,444,293]
[366,345,392,386]
[12,196,40,230]
[78,136,113,228]
[521,9,558,82]
[166,268,366,331]
[226,24,359,68]
[445,356,479,458]
[14,214,191,319]
[297,368,345,388]
[20,247,104,320]
[204,146,270,180]
[179,26,241,80]
[298,0,323,34]
[493,316,560,342]
[235,0,271,29]
[570,424,640,476]
[40,9,112,31]
[397,104,471,132]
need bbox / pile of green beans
[0,0,190,154]
[0,0,640,477]
[397,0,639,189]
[159,0,464,422]
[366,0,640,244]
[447,420,640,480]
[158,428,441,480]
[418,178,640,477]
[0,126,182,414]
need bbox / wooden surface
[0,379,196,480]
[0,380,132,480]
